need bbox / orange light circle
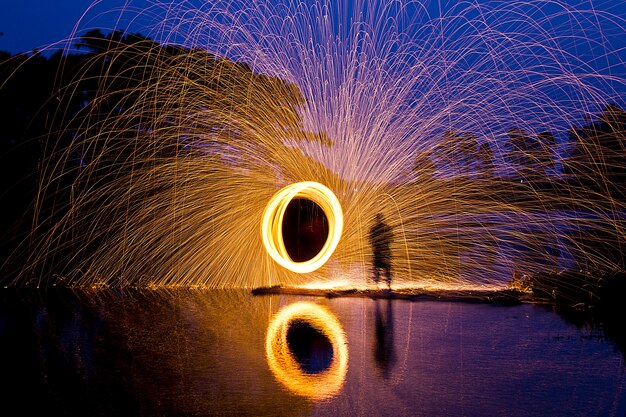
[261,182,343,273]
[265,302,349,400]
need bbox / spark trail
[7,0,626,288]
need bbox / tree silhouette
[535,131,557,175]
[562,104,626,269]
[475,140,495,179]
[0,30,330,278]
[0,49,68,263]
[564,104,626,202]
[413,149,438,181]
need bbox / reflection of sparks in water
[265,302,348,400]
[262,181,343,273]
[297,279,508,292]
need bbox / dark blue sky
[1,0,624,132]
[0,0,155,54]
[2,0,625,57]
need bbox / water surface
[0,289,624,416]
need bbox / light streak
[3,1,625,289]
[262,181,343,273]
[265,302,348,400]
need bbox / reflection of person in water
[374,299,395,379]
[369,213,393,288]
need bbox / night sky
[1,0,625,153]
[2,0,626,61]
[0,0,155,54]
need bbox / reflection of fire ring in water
[261,181,343,273]
[265,302,348,400]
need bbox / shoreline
[251,285,526,304]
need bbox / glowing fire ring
[265,302,348,400]
[261,181,343,273]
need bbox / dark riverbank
[513,269,626,356]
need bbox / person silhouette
[369,213,393,289]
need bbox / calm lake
[1,288,624,416]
